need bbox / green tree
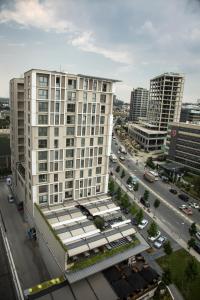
[121,193,130,208]
[187,238,196,250]
[127,176,132,184]
[121,169,125,179]
[153,199,160,217]
[134,182,139,192]
[184,258,198,281]
[116,165,120,173]
[163,240,173,256]
[147,221,158,237]
[130,204,138,216]
[146,157,155,169]
[108,180,115,193]
[189,222,197,237]
[162,268,172,285]
[94,216,105,230]
[143,190,150,201]
[135,209,144,224]
[116,187,122,201]
[193,175,200,194]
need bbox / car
[131,217,138,226]
[119,156,125,161]
[112,137,116,140]
[192,242,200,254]
[148,231,161,242]
[179,204,187,209]
[161,176,169,183]
[169,188,177,194]
[154,236,166,249]
[190,202,200,209]
[179,205,193,215]
[140,197,150,208]
[178,193,189,202]
[8,195,14,203]
[138,219,148,229]
[126,184,133,191]
[196,232,200,241]
[117,150,120,154]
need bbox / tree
[193,175,200,194]
[108,180,115,193]
[116,165,120,173]
[153,199,160,217]
[134,182,139,192]
[147,221,158,237]
[117,187,122,201]
[146,157,155,169]
[127,176,132,185]
[121,169,125,178]
[130,204,138,216]
[94,216,105,230]
[121,193,130,208]
[143,190,149,201]
[187,237,196,250]
[184,258,198,281]
[135,209,144,224]
[163,241,173,256]
[162,268,172,285]
[189,222,197,237]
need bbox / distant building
[166,122,200,174]
[129,88,149,122]
[128,73,184,152]
[180,103,200,123]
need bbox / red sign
[171,129,177,137]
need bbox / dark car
[192,242,200,254]
[178,193,189,202]
[169,188,177,194]
[140,197,150,208]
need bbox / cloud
[69,31,132,64]
[8,42,25,47]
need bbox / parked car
[138,219,148,229]
[119,156,125,161]
[8,195,14,203]
[148,231,161,242]
[192,242,200,254]
[190,202,200,209]
[196,232,200,241]
[169,188,177,194]
[154,236,166,249]
[126,184,133,191]
[179,205,193,215]
[178,193,189,202]
[140,197,150,208]
[161,176,169,183]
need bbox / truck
[143,171,155,183]
[110,153,117,163]
[119,145,127,154]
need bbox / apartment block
[128,73,184,152]
[180,103,200,124]
[129,88,149,122]
[166,122,200,174]
[10,69,148,282]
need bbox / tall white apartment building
[129,88,149,122]
[128,73,184,152]
[10,69,148,282]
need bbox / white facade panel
[31,71,36,126]
[31,150,37,175]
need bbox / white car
[148,231,161,242]
[8,195,14,203]
[196,232,200,241]
[119,156,125,161]
[126,184,133,191]
[154,236,166,249]
[190,203,200,209]
[179,204,187,210]
[138,219,148,230]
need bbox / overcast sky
[0,0,200,102]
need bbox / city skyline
[0,0,200,102]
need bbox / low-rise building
[180,103,200,123]
[166,122,200,174]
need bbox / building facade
[129,88,149,122]
[180,104,200,123]
[128,73,184,152]
[166,122,200,174]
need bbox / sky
[0,0,200,102]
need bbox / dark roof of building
[139,267,159,284]
[112,279,133,298]
[127,273,147,291]
[161,162,184,172]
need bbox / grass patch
[157,249,200,300]
[69,238,140,272]
[28,276,65,295]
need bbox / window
[38,115,48,124]
[65,191,72,198]
[38,139,47,148]
[66,115,75,124]
[81,138,85,147]
[39,162,47,171]
[96,186,100,193]
[83,79,88,90]
[39,76,48,87]
[83,92,87,102]
[68,91,76,101]
[98,157,102,165]
[80,170,83,178]
[92,93,96,102]
[68,79,76,89]
[81,149,85,157]
[66,127,75,135]
[93,80,97,91]
[96,167,101,174]
[99,147,103,155]
[39,174,47,182]
[54,174,58,182]
[39,185,48,193]
[56,90,60,100]
[39,195,48,204]
[66,149,74,158]
[54,139,59,148]
[67,103,75,112]
[102,83,107,92]
[65,170,74,178]
[38,151,47,160]
[100,116,105,124]
[54,127,59,136]
[55,115,59,125]
[88,169,92,177]
[101,105,105,114]
[39,102,48,112]
[83,103,87,113]
[54,150,59,160]
[97,176,101,183]
[92,116,95,124]
[38,127,47,136]
[92,104,96,113]
[65,181,73,189]
[66,138,74,147]
[98,137,103,145]
[56,77,60,87]
[91,127,95,135]
[65,160,73,168]
[100,94,106,103]
[38,89,48,99]
[100,127,104,134]
[55,102,60,112]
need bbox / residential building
[166,122,200,174]
[128,73,185,152]
[180,103,200,123]
[129,88,149,122]
[10,69,148,282]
